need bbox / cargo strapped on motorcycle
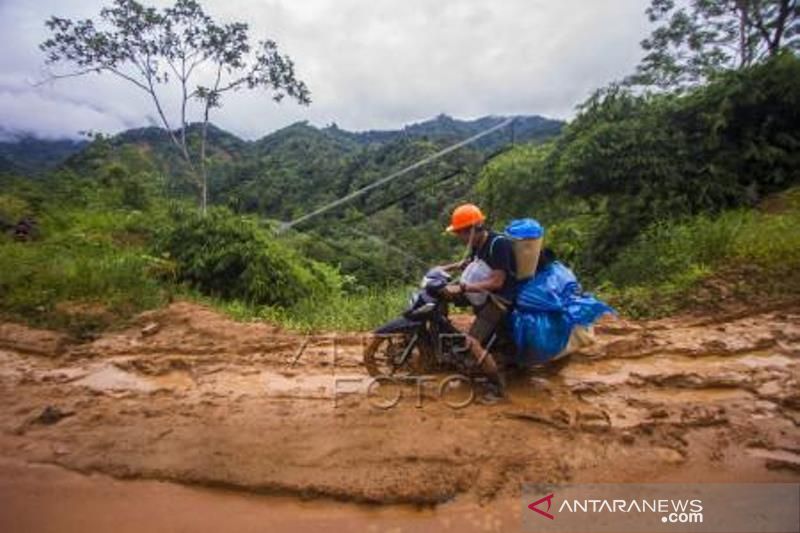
[510,261,614,363]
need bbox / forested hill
[214,115,561,225]
[1,114,562,176]
[321,114,563,150]
[47,113,562,222]
[5,113,560,285]
[0,132,88,175]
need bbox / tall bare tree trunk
[200,106,211,216]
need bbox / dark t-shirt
[469,231,517,302]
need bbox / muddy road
[1,301,799,531]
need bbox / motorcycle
[363,267,516,377]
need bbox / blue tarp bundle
[509,261,614,364]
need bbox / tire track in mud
[0,301,798,505]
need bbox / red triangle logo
[528,493,555,520]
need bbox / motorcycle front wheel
[363,333,432,377]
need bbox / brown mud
[1,300,799,530]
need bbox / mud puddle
[60,359,368,400]
[75,364,166,393]
[204,369,368,399]
[0,458,519,533]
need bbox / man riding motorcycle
[438,203,516,398]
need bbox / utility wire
[348,166,465,222]
[280,142,517,268]
[279,117,515,232]
[354,143,513,222]
[275,124,518,271]
[317,143,514,229]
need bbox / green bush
[0,240,165,331]
[155,206,342,307]
[0,194,30,230]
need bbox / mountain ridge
[1,113,564,174]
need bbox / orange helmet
[446,203,485,232]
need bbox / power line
[306,143,517,267]
[278,117,515,232]
[354,166,465,220]
[356,143,514,220]
[275,124,519,274]
[304,143,514,230]
[298,165,467,269]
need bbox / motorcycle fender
[374,317,423,334]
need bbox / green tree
[628,0,799,89]
[40,0,310,212]
[475,54,800,274]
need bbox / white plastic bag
[460,259,492,307]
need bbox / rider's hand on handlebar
[442,283,463,299]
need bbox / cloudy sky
[0,0,652,140]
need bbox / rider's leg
[466,298,507,389]
[465,334,505,403]
[464,334,501,384]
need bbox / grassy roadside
[2,188,798,335]
[596,187,800,318]
[193,286,411,333]
[0,211,168,337]
[0,202,411,334]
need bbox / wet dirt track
[1,301,799,530]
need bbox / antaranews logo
[527,493,704,525]
[523,483,800,533]
[528,493,555,520]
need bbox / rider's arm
[440,259,468,273]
